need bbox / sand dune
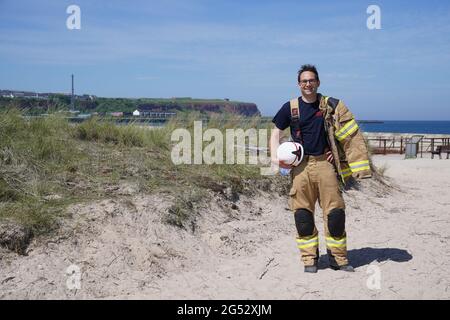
[1,154,449,299]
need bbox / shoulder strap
[289,98,303,143]
[289,98,300,120]
[326,96,339,111]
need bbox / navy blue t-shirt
[272,97,329,156]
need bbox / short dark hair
[297,64,319,83]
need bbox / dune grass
[0,111,80,234]
[0,110,281,236]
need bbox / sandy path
[1,155,449,299]
[130,155,450,300]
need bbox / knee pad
[294,209,314,236]
[327,208,345,238]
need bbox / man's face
[298,71,320,96]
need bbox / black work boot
[330,264,355,272]
[304,264,318,273]
[327,249,354,272]
[303,248,319,273]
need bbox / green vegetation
[0,95,259,116]
[0,110,79,234]
[0,109,282,238]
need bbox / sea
[359,121,450,135]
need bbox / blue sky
[1,0,450,120]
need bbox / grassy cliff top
[0,95,260,116]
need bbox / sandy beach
[1,154,449,299]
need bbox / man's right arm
[270,125,292,169]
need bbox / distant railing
[367,135,450,157]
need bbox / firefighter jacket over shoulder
[290,94,372,185]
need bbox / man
[270,64,371,273]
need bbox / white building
[133,109,140,116]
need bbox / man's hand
[271,158,293,170]
[326,150,334,164]
[278,161,293,169]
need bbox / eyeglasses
[299,79,318,85]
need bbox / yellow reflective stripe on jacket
[326,236,347,248]
[349,160,370,172]
[339,168,352,178]
[335,119,359,141]
[296,236,319,249]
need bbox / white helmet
[277,141,304,167]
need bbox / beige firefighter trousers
[289,154,348,267]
